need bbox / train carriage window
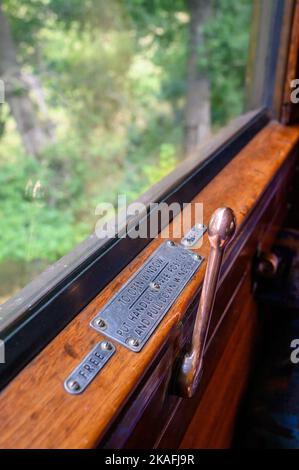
[0,0,257,305]
[0,0,288,379]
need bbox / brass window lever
[176,207,236,398]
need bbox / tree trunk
[184,0,211,158]
[0,3,54,156]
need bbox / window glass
[0,0,254,304]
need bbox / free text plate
[64,341,115,394]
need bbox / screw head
[101,341,113,351]
[149,281,160,291]
[95,318,107,329]
[126,337,140,348]
[68,380,80,391]
[192,253,202,261]
[167,240,175,247]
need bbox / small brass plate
[90,241,204,352]
[64,341,115,394]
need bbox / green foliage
[0,0,253,297]
[0,142,88,262]
[198,0,252,126]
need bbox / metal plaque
[181,224,207,248]
[64,341,115,394]
[90,241,204,352]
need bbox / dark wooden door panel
[179,275,257,449]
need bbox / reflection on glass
[0,0,253,304]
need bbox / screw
[182,238,193,246]
[68,380,80,391]
[192,253,202,261]
[95,318,107,329]
[101,341,113,351]
[149,281,160,291]
[127,337,140,348]
[167,240,175,247]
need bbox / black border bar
[0,449,297,465]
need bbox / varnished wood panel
[153,158,294,449]
[0,122,298,448]
[103,159,294,448]
[179,275,257,448]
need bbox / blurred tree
[0,2,54,156]
[185,0,211,157]
[198,0,253,126]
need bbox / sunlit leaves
[0,0,253,296]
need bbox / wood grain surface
[0,121,298,448]
[179,274,258,448]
